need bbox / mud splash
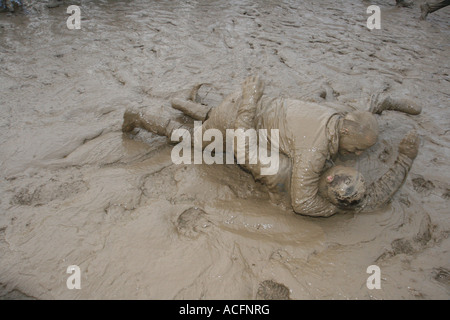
[0,0,449,299]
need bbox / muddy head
[319,166,366,209]
[339,111,378,156]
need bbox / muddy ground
[0,0,449,299]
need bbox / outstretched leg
[369,93,422,115]
[122,84,210,137]
[421,0,450,19]
[122,108,190,142]
[122,83,236,148]
[171,98,212,121]
[170,83,214,121]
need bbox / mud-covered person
[0,0,28,12]
[396,0,450,19]
[421,0,450,19]
[211,76,420,216]
[122,76,419,217]
[0,0,63,12]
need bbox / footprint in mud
[379,213,433,259]
[391,238,416,255]
[0,227,6,246]
[412,176,435,196]
[432,268,450,287]
[11,187,36,206]
[175,207,213,239]
[10,179,87,206]
[442,189,450,200]
[256,280,291,300]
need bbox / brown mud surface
[0,0,449,299]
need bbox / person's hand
[242,75,265,103]
[398,130,420,160]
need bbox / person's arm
[355,130,419,212]
[290,152,339,217]
[232,75,264,175]
[235,76,265,129]
[232,76,290,193]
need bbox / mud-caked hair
[343,111,379,146]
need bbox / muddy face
[338,135,371,156]
[319,166,366,208]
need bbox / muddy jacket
[239,97,413,216]
[204,92,342,217]
[254,97,341,217]
[228,95,413,216]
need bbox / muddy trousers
[122,99,213,145]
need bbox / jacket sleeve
[355,153,413,212]
[290,152,339,217]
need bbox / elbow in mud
[291,200,337,218]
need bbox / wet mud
[0,0,449,299]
